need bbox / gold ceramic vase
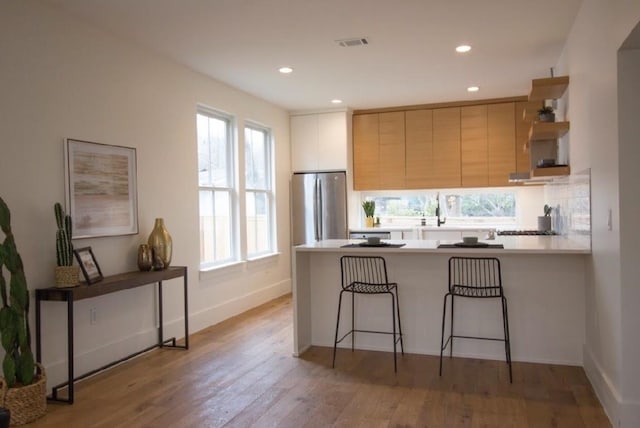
[147,218,172,270]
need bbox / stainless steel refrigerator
[292,171,348,245]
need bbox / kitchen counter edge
[295,237,591,255]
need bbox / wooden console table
[35,266,188,404]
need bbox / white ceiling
[43,0,582,112]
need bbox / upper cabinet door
[405,109,433,189]
[432,107,461,188]
[461,105,488,187]
[291,112,348,172]
[353,113,380,190]
[317,112,348,170]
[488,103,516,186]
[378,111,406,189]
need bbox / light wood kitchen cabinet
[291,111,348,172]
[378,111,406,189]
[405,109,433,189]
[460,105,488,187]
[432,107,461,188]
[352,97,529,190]
[353,113,380,190]
[488,103,516,186]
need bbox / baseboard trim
[189,279,291,333]
[583,344,620,427]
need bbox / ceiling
[43,0,582,112]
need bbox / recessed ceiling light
[467,86,480,92]
[278,66,293,74]
[456,45,472,53]
[331,99,343,104]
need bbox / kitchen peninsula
[293,237,590,366]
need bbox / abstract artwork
[65,138,138,238]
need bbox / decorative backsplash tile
[544,169,591,247]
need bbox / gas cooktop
[497,230,558,236]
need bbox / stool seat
[333,255,404,372]
[344,281,397,294]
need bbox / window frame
[197,107,239,269]
[244,122,276,258]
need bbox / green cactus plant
[0,197,36,387]
[54,202,73,266]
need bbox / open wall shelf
[528,76,570,101]
[529,121,570,141]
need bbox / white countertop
[349,225,498,232]
[295,236,591,255]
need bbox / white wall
[618,39,640,425]
[555,1,640,426]
[0,0,291,388]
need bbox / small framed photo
[73,247,103,284]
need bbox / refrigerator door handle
[313,178,322,241]
[313,178,320,240]
[317,179,323,239]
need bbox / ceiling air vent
[336,37,369,47]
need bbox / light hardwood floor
[32,294,610,427]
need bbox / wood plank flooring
[31,294,610,427]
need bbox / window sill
[199,260,246,281]
[198,252,280,280]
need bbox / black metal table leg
[67,293,74,403]
[158,280,164,347]
[35,292,42,364]
[183,270,189,349]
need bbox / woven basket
[0,363,47,426]
[55,266,79,288]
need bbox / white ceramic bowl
[367,236,381,245]
[462,236,478,245]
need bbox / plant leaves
[0,198,10,235]
[16,350,34,385]
[0,314,16,351]
[9,271,28,311]
[2,353,15,387]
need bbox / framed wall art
[65,138,138,238]
[73,246,103,284]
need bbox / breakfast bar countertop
[295,236,591,255]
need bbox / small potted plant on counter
[362,200,375,228]
[537,105,555,123]
[538,204,553,232]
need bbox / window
[197,109,236,268]
[362,189,516,227]
[245,124,274,257]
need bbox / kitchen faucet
[435,192,446,227]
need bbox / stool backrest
[341,255,389,289]
[448,256,503,297]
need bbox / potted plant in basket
[0,197,47,425]
[54,203,79,287]
[537,106,555,123]
[538,204,553,232]
[362,200,376,228]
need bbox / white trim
[583,344,620,427]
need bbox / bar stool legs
[332,256,404,373]
[439,257,512,383]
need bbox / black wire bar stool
[439,256,512,382]
[332,255,404,372]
